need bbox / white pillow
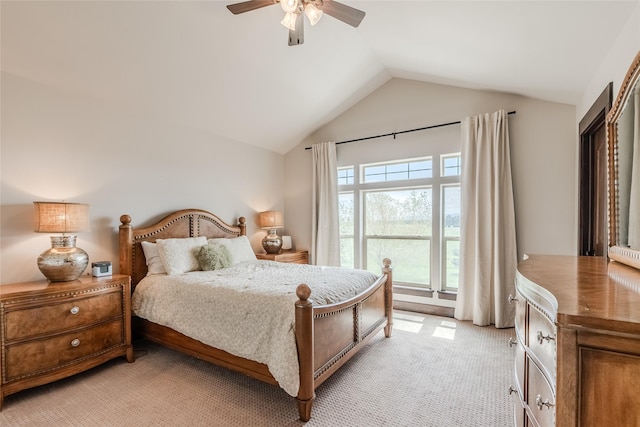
[208,236,256,265]
[141,241,166,275]
[156,236,208,275]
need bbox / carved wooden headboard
[119,209,246,287]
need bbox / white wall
[0,73,285,284]
[578,3,640,120]
[285,78,577,264]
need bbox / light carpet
[0,312,515,426]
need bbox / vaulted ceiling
[1,1,637,154]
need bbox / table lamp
[34,201,90,282]
[259,211,284,254]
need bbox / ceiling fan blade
[226,0,276,15]
[318,0,365,27]
[288,13,305,46]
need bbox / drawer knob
[70,306,80,315]
[508,386,517,395]
[508,294,518,304]
[535,395,555,410]
[536,330,555,345]
[508,337,518,347]
[70,338,81,347]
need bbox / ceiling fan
[226,0,365,46]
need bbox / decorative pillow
[208,236,256,265]
[198,243,232,271]
[156,236,208,275]
[141,241,166,275]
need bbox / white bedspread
[131,260,379,396]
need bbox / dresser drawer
[527,358,556,427]
[528,305,556,385]
[514,291,526,340]
[513,391,526,427]
[4,319,124,381]
[515,338,526,399]
[4,290,123,341]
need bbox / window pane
[338,192,354,268]
[363,158,432,183]
[340,237,354,269]
[442,154,462,177]
[443,185,461,237]
[363,165,386,183]
[365,189,432,236]
[366,238,430,287]
[444,239,460,290]
[339,192,354,235]
[409,160,433,179]
[387,163,407,174]
[338,167,354,185]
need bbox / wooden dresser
[0,274,133,409]
[256,250,309,264]
[512,255,640,426]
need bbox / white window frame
[338,152,461,305]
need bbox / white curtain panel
[311,141,340,266]
[628,87,640,249]
[454,110,517,328]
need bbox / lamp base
[37,236,89,282]
[262,230,283,254]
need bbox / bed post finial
[296,283,311,301]
[120,214,131,226]
[238,216,246,236]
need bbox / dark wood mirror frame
[607,50,640,269]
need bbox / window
[338,154,461,296]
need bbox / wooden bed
[118,208,393,421]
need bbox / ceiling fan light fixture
[304,3,322,26]
[226,0,366,46]
[280,0,299,13]
[281,12,297,31]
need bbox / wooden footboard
[119,210,393,422]
[295,258,393,421]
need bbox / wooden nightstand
[0,274,133,409]
[256,250,309,264]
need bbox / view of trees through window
[365,189,432,286]
[338,154,461,293]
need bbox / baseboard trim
[393,301,454,318]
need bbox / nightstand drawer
[4,319,124,381]
[4,290,123,341]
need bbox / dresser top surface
[517,255,640,333]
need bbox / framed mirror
[607,50,640,269]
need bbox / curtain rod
[304,110,516,150]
